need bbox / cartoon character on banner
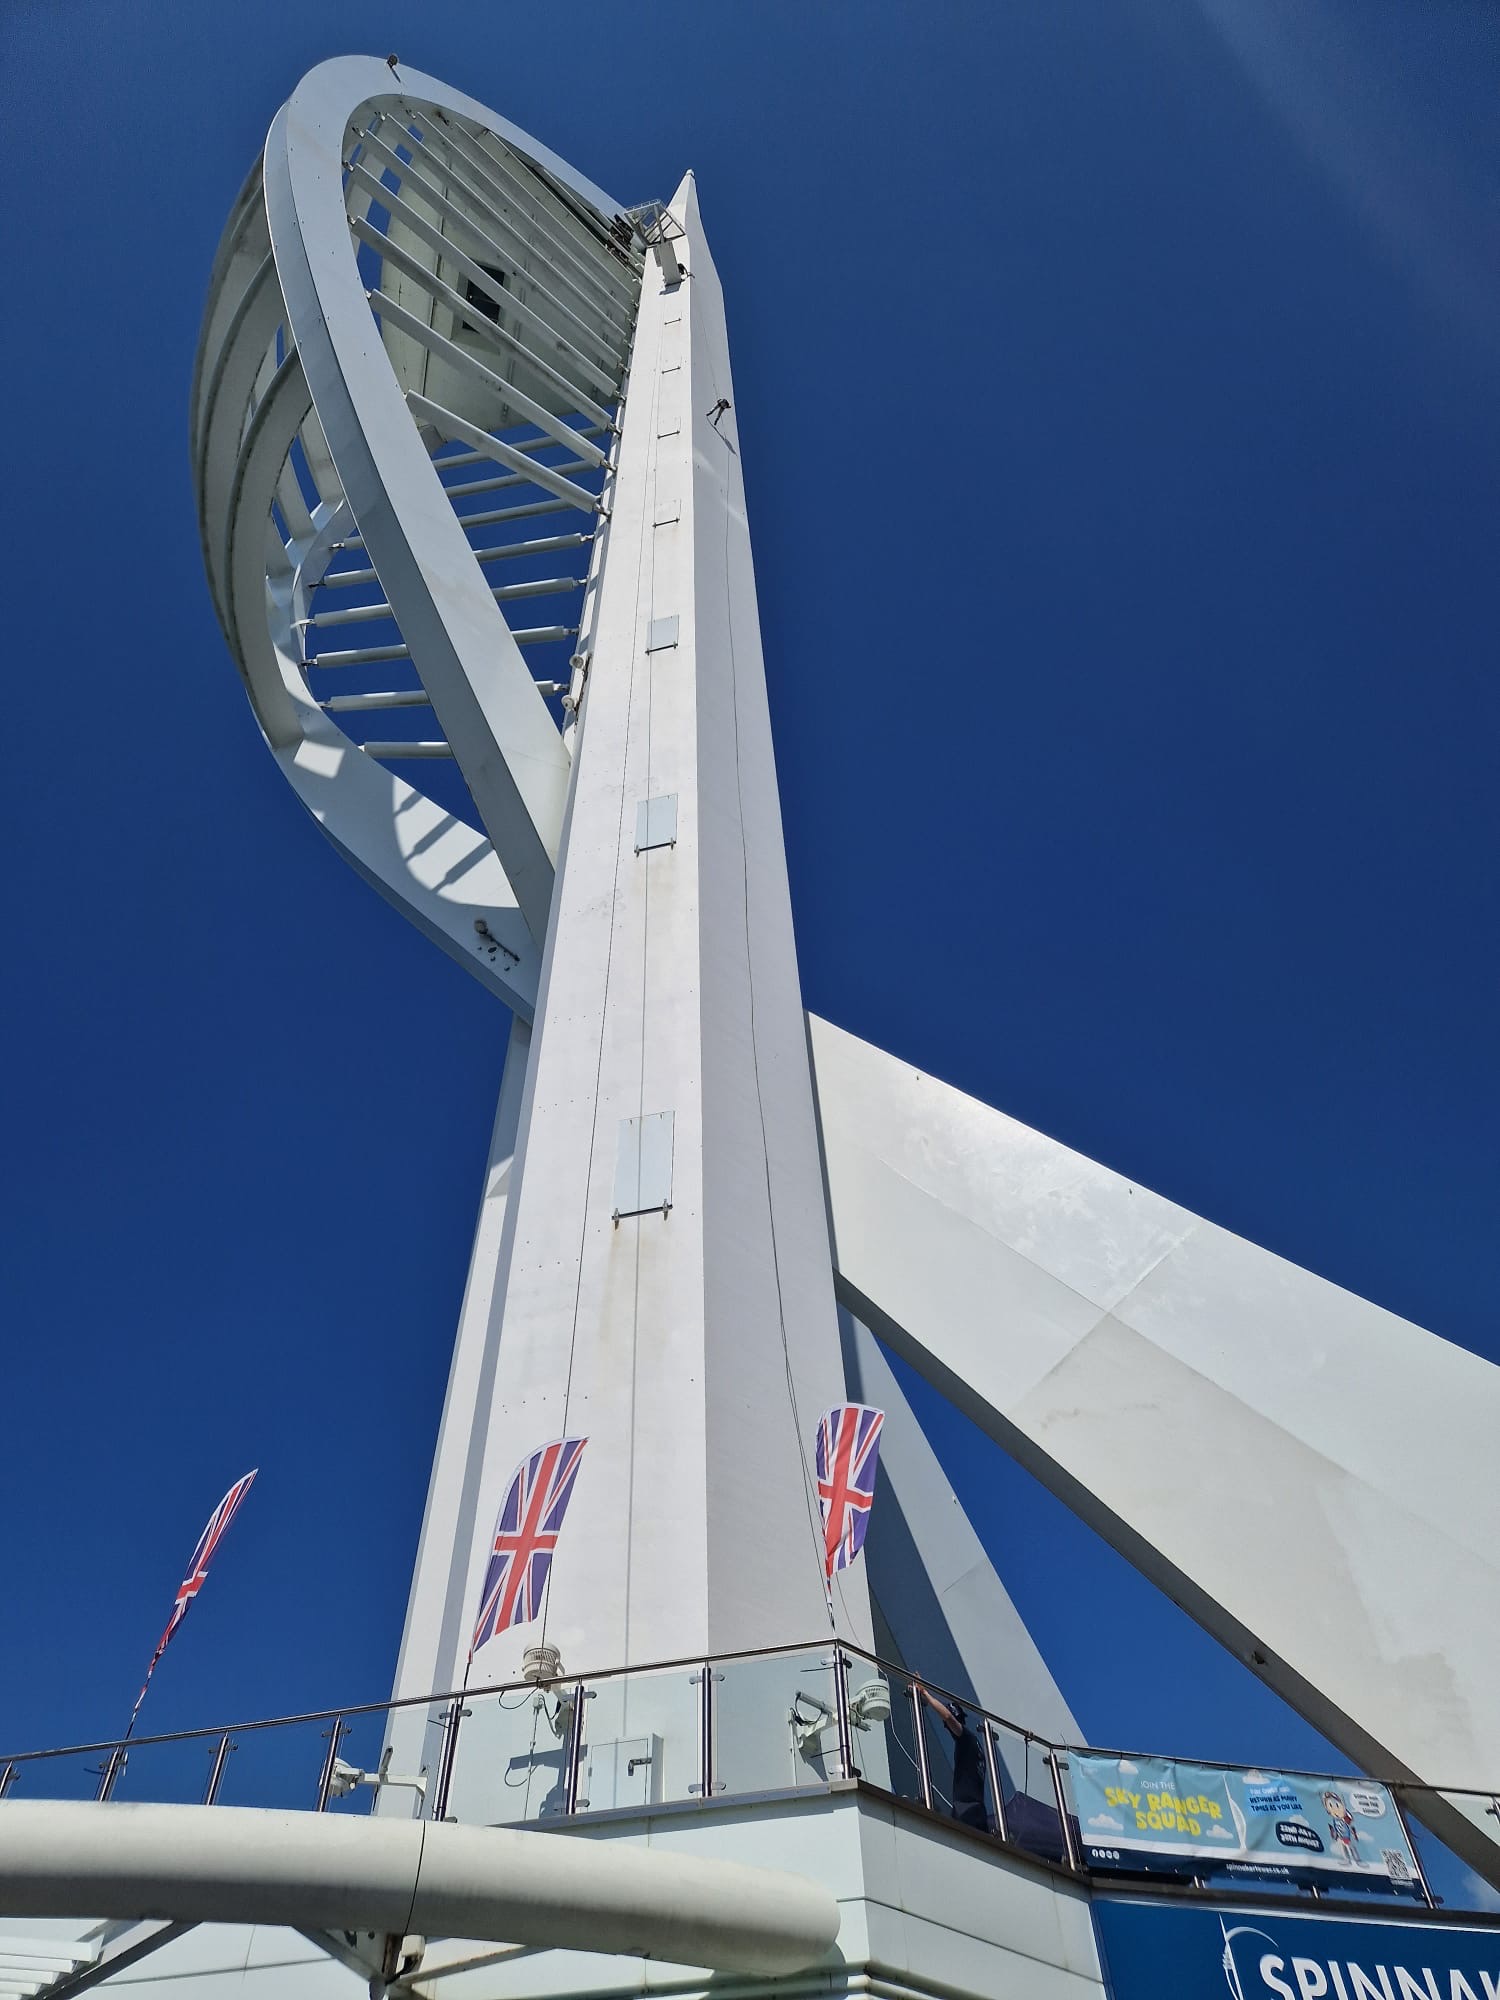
[1323,1789,1360,1864]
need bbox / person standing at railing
[917,1685,989,1833]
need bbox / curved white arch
[193,56,642,994]
[263,60,598,937]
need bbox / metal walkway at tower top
[183,48,1500,1917]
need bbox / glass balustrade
[573,1661,699,1812]
[714,1646,842,1798]
[2,1642,1491,1924]
[109,1731,231,1808]
[994,1726,1072,1866]
[444,1682,572,1826]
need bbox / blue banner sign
[1093,1896,1500,2000]
[1070,1751,1422,1895]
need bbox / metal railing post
[315,1717,347,1812]
[1048,1751,1082,1871]
[432,1700,465,1822]
[202,1734,234,1806]
[693,1661,715,1801]
[95,1746,126,1802]
[832,1650,855,1782]
[0,1763,16,1799]
[562,1683,586,1814]
[982,1721,1008,1845]
[909,1681,933,1810]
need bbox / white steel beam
[841,1312,1080,1746]
[30,1924,193,2000]
[809,1011,1500,1884]
[404,393,602,510]
[344,165,621,398]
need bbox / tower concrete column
[443,176,866,1695]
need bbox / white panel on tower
[657,367,683,436]
[635,795,678,852]
[646,615,679,652]
[614,1111,674,1219]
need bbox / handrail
[4,1636,1497,1806]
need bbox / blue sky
[2,0,1496,1879]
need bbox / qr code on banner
[1383,1849,1413,1883]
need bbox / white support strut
[0,1803,838,1979]
[810,1012,1500,1884]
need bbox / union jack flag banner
[129,1468,258,1729]
[815,1403,884,1582]
[471,1436,588,1654]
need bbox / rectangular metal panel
[614,1111,674,1217]
[635,794,679,852]
[646,615,679,653]
[657,366,682,436]
[583,1734,661,1810]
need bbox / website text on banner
[1070,1751,1422,1896]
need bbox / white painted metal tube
[345,167,619,397]
[322,690,433,712]
[406,392,602,510]
[470,531,592,563]
[456,497,575,533]
[312,579,578,629]
[438,445,605,478]
[310,631,574,669]
[309,598,399,628]
[353,219,616,433]
[0,1801,838,1977]
[374,296,607,471]
[414,116,638,320]
[442,459,595,502]
[306,642,411,668]
[361,741,454,760]
[355,137,624,373]
[319,538,590,594]
[336,497,575,555]
[379,119,634,341]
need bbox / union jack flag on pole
[128,1468,258,1732]
[471,1436,588,1654]
[815,1404,884,1582]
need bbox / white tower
[0,51,1493,2000]
[203,40,1499,1883]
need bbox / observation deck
[2,1643,1496,2000]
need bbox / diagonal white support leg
[840,1310,1079,1746]
[810,1011,1500,1886]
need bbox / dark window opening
[462,264,507,331]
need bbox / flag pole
[99,1470,258,1799]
